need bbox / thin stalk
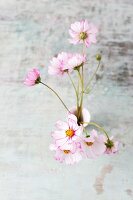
[77,69,83,119]
[67,72,79,110]
[81,121,110,140]
[77,69,82,88]
[77,75,80,104]
[83,127,89,137]
[80,65,84,108]
[77,43,85,120]
[40,81,69,112]
[85,61,101,92]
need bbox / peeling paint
[93,164,113,194]
[126,189,133,197]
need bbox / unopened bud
[96,54,102,61]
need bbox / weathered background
[0,0,133,199]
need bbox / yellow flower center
[79,32,88,40]
[63,150,70,154]
[85,142,93,146]
[66,129,74,137]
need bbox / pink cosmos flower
[52,113,83,148]
[105,136,119,154]
[80,129,106,158]
[48,52,73,76]
[50,142,82,165]
[68,53,87,69]
[24,68,40,86]
[69,20,98,47]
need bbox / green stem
[80,65,84,113]
[81,121,110,140]
[85,61,101,92]
[67,72,79,111]
[77,69,84,119]
[83,127,89,137]
[40,81,69,112]
[77,43,85,119]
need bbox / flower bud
[24,68,41,86]
[96,54,102,61]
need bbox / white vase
[69,107,91,127]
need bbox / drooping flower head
[68,53,87,70]
[80,129,106,158]
[105,137,119,154]
[52,113,83,148]
[48,52,73,76]
[69,20,98,47]
[24,68,41,86]
[50,142,82,165]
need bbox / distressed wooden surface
[0,0,133,199]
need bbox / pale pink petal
[24,68,40,86]
[48,52,73,76]
[86,147,96,159]
[68,38,80,44]
[34,68,40,76]
[92,141,106,156]
[55,137,68,147]
[68,113,77,123]
[28,71,38,80]
[85,39,91,47]
[69,29,77,38]
[55,149,64,162]
[91,129,98,138]
[75,126,83,136]
[55,121,69,130]
[83,19,89,31]
[68,119,77,130]
[52,130,66,140]
[24,79,35,86]
[73,152,82,163]
[60,142,73,150]
[66,154,74,165]
[71,22,83,33]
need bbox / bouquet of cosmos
[24,20,119,165]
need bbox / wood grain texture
[0,0,133,199]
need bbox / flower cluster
[48,52,86,76]
[24,20,119,165]
[50,113,118,165]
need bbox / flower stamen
[85,142,93,146]
[79,32,88,40]
[63,150,70,154]
[66,129,74,137]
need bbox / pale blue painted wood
[0,0,133,199]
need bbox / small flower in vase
[68,53,87,70]
[24,19,119,165]
[52,113,83,147]
[69,20,98,47]
[50,142,82,165]
[48,52,73,76]
[80,129,106,159]
[24,68,41,86]
[105,137,119,154]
